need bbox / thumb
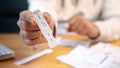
[43,12,50,24]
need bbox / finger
[43,12,50,24]
[79,25,89,35]
[71,23,79,32]
[17,20,39,31]
[81,22,96,37]
[23,36,46,46]
[69,16,78,26]
[43,12,55,31]
[20,10,35,24]
[71,21,83,32]
[67,17,78,31]
[68,15,84,32]
[20,30,42,40]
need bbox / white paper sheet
[91,42,120,68]
[99,55,120,68]
[91,42,120,56]
[56,45,108,68]
[56,42,120,68]
[56,37,90,47]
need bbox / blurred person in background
[0,0,28,32]
[17,0,120,45]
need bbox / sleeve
[28,0,58,37]
[92,0,120,42]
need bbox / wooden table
[0,33,120,68]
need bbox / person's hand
[17,10,55,46]
[68,15,100,39]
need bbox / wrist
[89,32,100,40]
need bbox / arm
[68,0,120,42]
[17,0,58,45]
[93,0,120,41]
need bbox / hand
[67,15,100,39]
[17,10,55,46]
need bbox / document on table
[98,54,120,68]
[56,45,108,68]
[91,42,120,56]
[56,37,91,47]
[56,42,120,68]
[91,42,120,68]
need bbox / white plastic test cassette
[33,10,57,48]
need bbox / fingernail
[31,18,36,25]
[32,44,38,50]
